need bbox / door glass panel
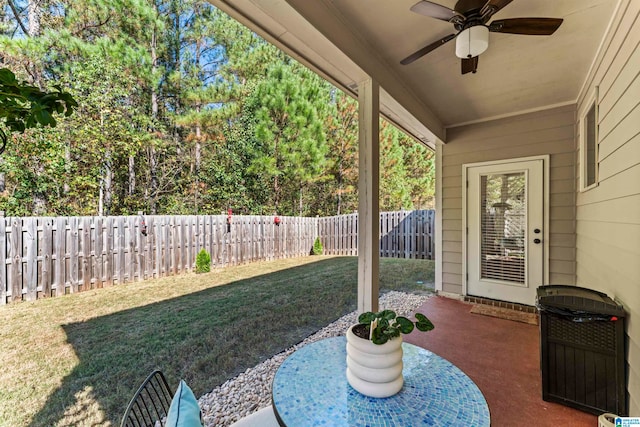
[480,172,526,284]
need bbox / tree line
[0,0,434,217]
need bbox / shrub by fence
[0,210,433,304]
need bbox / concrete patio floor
[404,296,597,427]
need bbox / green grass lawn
[0,256,434,427]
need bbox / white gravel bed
[198,291,430,426]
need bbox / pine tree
[379,120,412,211]
[247,63,329,215]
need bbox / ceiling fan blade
[410,1,462,22]
[480,0,513,16]
[461,56,479,74]
[400,33,457,65]
[487,0,513,9]
[480,0,513,19]
[489,18,563,35]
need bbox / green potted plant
[353,310,434,344]
[346,309,434,398]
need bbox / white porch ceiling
[209,0,618,145]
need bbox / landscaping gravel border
[199,291,430,426]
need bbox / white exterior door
[466,159,545,305]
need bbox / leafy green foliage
[312,237,323,255]
[357,309,434,345]
[414,313,435,332]
[0,68,77,153]
[195,249,211,273]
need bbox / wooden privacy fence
[0,214,316,304]
[0,210,434,304]
[317,210,435,259]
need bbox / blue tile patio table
[272,336,490,426]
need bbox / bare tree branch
[7,0,29,35]
[71,14,112,37]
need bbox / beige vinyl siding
[441,104,577,296]
[575,0,640,415]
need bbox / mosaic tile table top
[272,336,490,426]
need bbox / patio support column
[357,77,380,314]
[435,141,443,293]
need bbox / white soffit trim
[209,0,364,93]
[445,100,577,129]
[380,88,438,150]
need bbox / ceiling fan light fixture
[455,26,489,59]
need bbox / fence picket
[55,217,66,295]
[25,217,37,301]
[205,215,213,268]
[164,217,171,276]
[10,218,22,301]
[117,217,125,285]
[172,216,179,275]
[187,215,193,270]
[104,217,113,287]
[95,217,103,288]
[82,217,92,291]
[126,216,135,282]
[0,216,6,304]
[41,218,53,297]
[133,215,142,281]
[68,217,79,293]
[155,217,163,277]
[144,216,153,279]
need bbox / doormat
[470,304,539,325]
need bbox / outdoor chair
[121,369,174,427]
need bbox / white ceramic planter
[345,325,403,398]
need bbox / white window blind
[480,173,526,284]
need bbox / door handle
[533,238,541,244]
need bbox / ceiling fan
[401,0,563,74]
